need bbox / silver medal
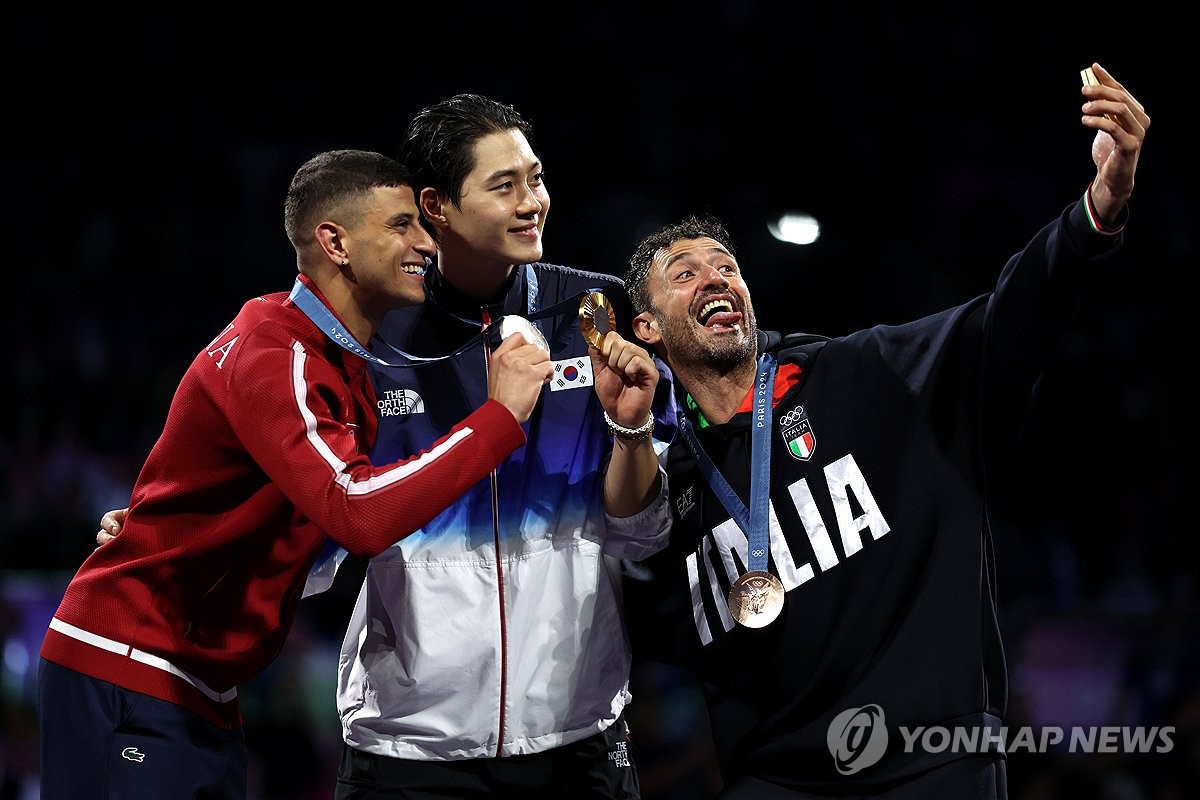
[499,315,549,352]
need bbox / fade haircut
[624,214,737,313]
[399,93,539,209]
[283,149,411,250]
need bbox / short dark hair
[283,149,411,249]
[399,93,538,208]
[624,214,737,313]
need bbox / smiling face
[430,128,549,281]
[346,184,436,317]
[633,236,758,372]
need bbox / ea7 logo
[780,405,815,461]
[121,747,146,762]
[675,484,696,519]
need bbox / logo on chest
[780,404,816,461]
[675,484,697,519]
[378,388,425,417]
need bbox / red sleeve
[226,326,526,558]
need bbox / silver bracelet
[603,410,655,442]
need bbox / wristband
[604,410,655,442]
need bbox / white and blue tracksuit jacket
[310,261,677,760]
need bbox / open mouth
[402,263,427,276]
[697,297,742,328]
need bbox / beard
[656,304,758,373]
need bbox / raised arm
[590,331,663,517]
[1081,62,1150,226]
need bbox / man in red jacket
[37,149,662,799]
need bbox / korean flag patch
[551,357,593,392]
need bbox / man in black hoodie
[619,62,1149,799]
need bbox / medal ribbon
[290,271,601,369]
[676,353,777,573]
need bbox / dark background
[2,7,1193,799]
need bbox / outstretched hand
[1082,63,1150,225]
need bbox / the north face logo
[378,388,425,417]
[608,740,631,768]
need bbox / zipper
[481,306,509,756]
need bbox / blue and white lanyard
[290,265,595,369]
[676,353,777,572]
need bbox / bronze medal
[578,291,615,351]
[727,570,785,628]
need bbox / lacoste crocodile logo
[121,747,146,762]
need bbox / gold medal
[578,291,615,351]
[727,570,785,628]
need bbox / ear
[419,187,449,230]
[314,220,348,265]
[632,310,661,347]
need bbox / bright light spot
[768,212,820,245]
